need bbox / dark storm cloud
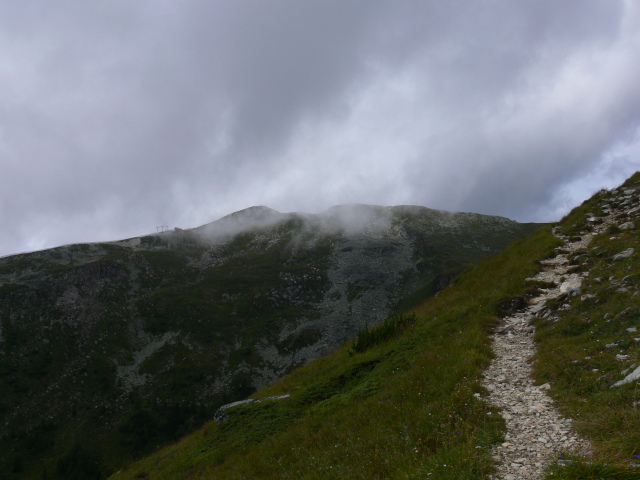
[1,1,639,256]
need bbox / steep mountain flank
[0,204,536,478]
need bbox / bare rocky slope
[0,204,537,478]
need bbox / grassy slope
[110,225,561,480]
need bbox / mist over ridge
[187,202,525,247]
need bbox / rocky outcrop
[213,394,290,424]
[612,365,640,387]
[613,248,634,260]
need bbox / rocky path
[484,232,593,480]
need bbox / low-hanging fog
[1,1,640,257]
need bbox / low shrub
[349,313,416,354]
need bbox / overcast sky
[1,1,640,257]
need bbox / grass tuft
[349,313,416,354]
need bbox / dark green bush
[118,403,212,455]
[56,444,103,480]
[350,313,416,354]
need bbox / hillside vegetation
[110,173,640,480]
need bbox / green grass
[108,226,560,479]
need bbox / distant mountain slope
[0,204,537,477]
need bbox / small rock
[213,394,290,423]
[616,307,634,319]
[529,302,547,314]
[613,365,640,387]
[560,276,582,295]
[498,325,515,335]
[613,248,634,260]
[620,222,635,230]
